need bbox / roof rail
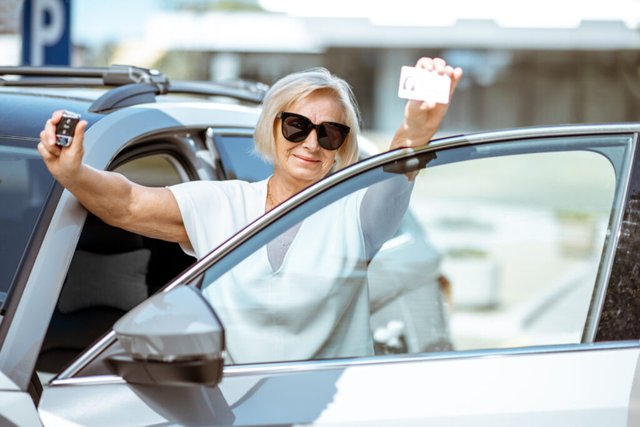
[0,64,268,112]
[0,64,169,88]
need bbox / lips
[293,154,320,164]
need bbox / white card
[398,66,451,104]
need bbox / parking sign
[21,0,71,65]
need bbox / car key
[55,110,81,147]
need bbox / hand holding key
[38,110,88,185]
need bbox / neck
[267,171,312,211]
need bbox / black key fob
[55,111,81,147]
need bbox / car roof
[0,89,103,139]
[0,65,269,140]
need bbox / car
[2,64,640,427]
[30,118,640,426]
[0,64,451,425]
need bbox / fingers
[39,120,61,157]
[450,67,463,95]
[37,141,57,162]
[52,109,64,122]
[67,119,87,155]
[415,56,463,99]
[416,57,463,78]
[415,57,447,74]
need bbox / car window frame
[0,143,63,347]
[34,132,206,379]
[52,124,639,383]
[206,127,273,182]
[0,138,59,307]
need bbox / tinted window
[0,138,54,302]
[212,133,273,181]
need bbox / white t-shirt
[169,178,373,363]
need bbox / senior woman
[39,57,462,363]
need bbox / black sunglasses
[277,112,350,151]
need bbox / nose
[300,128,321,151]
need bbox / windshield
[0,138,55,304]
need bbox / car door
[0,136,55,426]
[208,128,451,353]
[39,124,640,426]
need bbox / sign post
[21,0,71,66]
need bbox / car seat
[36,214,194,373]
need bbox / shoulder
[169,179,267,201]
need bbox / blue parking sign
[21,0,72,66]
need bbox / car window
[37,153,196,375]
[194,134,629,365]
[0,138,55,305]
[208,131,273,182]
[411,150,614,351]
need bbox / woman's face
[273,92,345,187]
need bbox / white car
[1,65,639,426]
[0,64,448,426]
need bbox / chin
[293,172,323,185]
[286,168,323,185]
[286,163,325,182]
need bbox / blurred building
[0,0,21,66]
[3,1,639,135]
[109,10,640,136]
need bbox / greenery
[164,0,266,12]
[445,247,489,258]
[554,210,595,222]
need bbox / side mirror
[107,286,225,387]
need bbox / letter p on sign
[21,0,71,66]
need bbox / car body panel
[0,393,42,426]
[0,186,84,391]
[81,103,260,169]
[0,372,41,426]
[39,344,639,426]
[0,89,103,138]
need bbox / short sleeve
[168,180,268,259]
[167,182,216,259]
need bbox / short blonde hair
[254,68,360,170]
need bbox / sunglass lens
[320,123,348,150]
[282,115,311,142]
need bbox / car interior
[36,151,196,375]
[36,213,195,373]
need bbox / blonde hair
[254,68,360,170]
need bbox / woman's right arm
[38,111,189,245]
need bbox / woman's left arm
[361,57,462,259]
[361,175,414,260]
